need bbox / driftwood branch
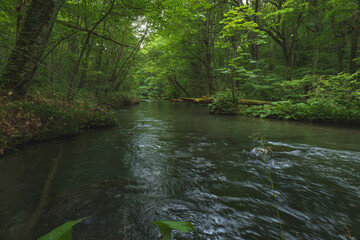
[57,20,139,50]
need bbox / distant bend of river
[1,101,360,240]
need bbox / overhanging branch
[57,20,139,50]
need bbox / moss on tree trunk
[1,0,65,96]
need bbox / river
[0,101,359,240]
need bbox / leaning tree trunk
[1,0,66,96]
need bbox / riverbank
[237,100,360,125]
[207,84,360,125]
[0,92,140,156]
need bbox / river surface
[1,101,360,240]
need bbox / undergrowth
[209,89,242,115]
[0,90,119,155]
[212,72,360,125]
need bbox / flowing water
[0,101,359,240]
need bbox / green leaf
[153,220,197,240]
[37,218,88,240]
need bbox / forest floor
[0,91,140,156]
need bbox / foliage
[36,218,195,240]
[244,98,360,124]
[209,89,243,115]
[305,72,360,108]
[236,71,360,125]
[153,220,197,240]
[37,218,87,240]
[98,92,141,109]
[0,90,118,155]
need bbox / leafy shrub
[99,92,141,109]
[209,89,242,115]
[241,71,360,125]
[306,72,360,108]
[244,99,360,125]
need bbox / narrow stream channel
[1,101,359,240]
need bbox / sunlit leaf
[153,220,197,240]
[37,218,88,240]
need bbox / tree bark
[1,0,66,96]
[16,0,30,38]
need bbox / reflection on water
[0,101,360,239]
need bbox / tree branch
[181,42,206,65]
[57,21,139,50]
[118,0,151,12]
[256,24,284,47]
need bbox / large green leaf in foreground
[37,218,87,240]
[153,220,197,240]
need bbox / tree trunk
[79,38,94,89]
[331,16,343,72]
[205,49,214,93]
[250,0,260,68]
[169,76,190,97]
[105,46,125,95]
[312,0,320,73]
[349,9,359,74]
[269,41,277,70]
[16,0,30,38]
[282,45,293,68]
[67,0,115,101]
[231,41,237,103]
[202,16,214,94]
[1,0,66,96]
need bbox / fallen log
[238,99,272,106]
[170,99,185,102]
[180,96,213,104]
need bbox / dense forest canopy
[0,0,359,106]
